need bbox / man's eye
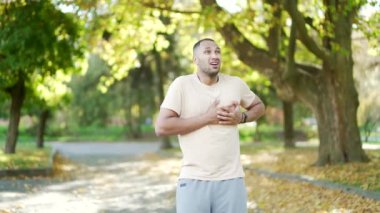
[215,51,221,54]
[204,50,211,54]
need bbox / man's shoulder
[220,74,242,83]
[173,74,194,83]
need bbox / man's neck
[196,72,219,86]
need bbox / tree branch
[295,63,320,76]
[284,14,297,80]
[219,23,278,75]
[199,0,320,104]
[265,0,282,58]
[284,0,331,63]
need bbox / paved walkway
[0,142,177,213]
[3,140,376,212]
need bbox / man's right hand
[205,99,220,125]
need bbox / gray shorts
[176,178,247,213]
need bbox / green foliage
[357,9,380,55]
[0,1,83,87]
[80,0,181,89]
[0,91,10,118]
[68,54,114,126]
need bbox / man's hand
[204,99,221,125]
[216,101,241,125]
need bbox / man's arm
[155,100,220,136]
[244,96,265,123]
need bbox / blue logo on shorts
[180,183,186,187]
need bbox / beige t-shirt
[161,73,256,180]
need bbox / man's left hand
[216,101,241,125]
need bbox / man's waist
[179,164,244,181]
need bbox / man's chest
[181,84,241,117]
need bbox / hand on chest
[183,86,240,116]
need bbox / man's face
[194,40,221,76]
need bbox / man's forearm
[155,114,209,136]
[245,102,265,123]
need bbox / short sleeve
[161,77,182,115]
[238,78,256,109]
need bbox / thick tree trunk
[314,76,368,165]
[4,79,26,154]
[314,13,368,164]
[283,101,295,148]
[312,9,369,165]
[37,109,50,148]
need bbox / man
[155,38,265,213]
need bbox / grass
[242,144,380,192]
[0,124,156,143]
[0,126,35,143]
[0,141,52,170]
[46,125,128,142]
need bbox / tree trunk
[153,46,172,149]
[37,109,50,148]
[313,75,368,165]
[126,118,142,139]
[312,7,369,165]
[283,101,295,148]
[363,121,372,142]
[4,79,26,154]
[160,136,172,149]
[253,119,261,143]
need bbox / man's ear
[193,56,197,64]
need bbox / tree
[69,54,114,127]
[0,1,83,153]
[197,0,370,165]
[75,0,188,147]
[25,72,73,148]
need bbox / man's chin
[207,70,219,78]
[208,67,220,74]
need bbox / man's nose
[211,52,220,58]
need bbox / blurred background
[0,0,377,151]
[0,0,379,212]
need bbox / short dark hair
[193,38,215,56]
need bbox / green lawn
[0,141,52,170]
[0,124,156,143]
[46,125,128,142]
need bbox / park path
[0,142,178,213]
[3,141,377,212]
